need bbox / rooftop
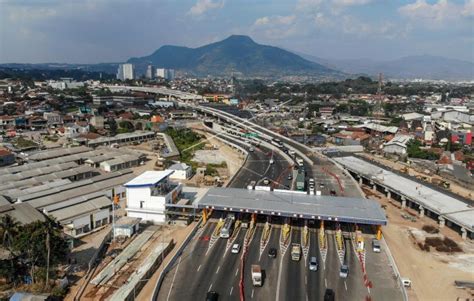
[124,170,174,188]
[334,156,474,231]
[195,188,387,225]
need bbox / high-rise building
[117,63,134,80]
[145,65,154,79]
[156,68,166,79]
[155,68,175,80]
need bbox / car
[287,174,293,180]
[249,147,255,152]
[372,239,381,253]
[269,159,274,164]
[309,178,315,184]
[339,265,349,278]
[319,183,325,188]
[330,189,337,196]
[323,289,335,301]
[231,243,240,254]
[206,291,219,301]
[262,178,270,185]
[268,247,277,258]
[309,256,318,271]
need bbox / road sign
[244,132,259,138]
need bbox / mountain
[127,35,340,78]
[298,54,474,81]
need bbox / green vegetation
[117,121,134,134]
[165,128,204,167]
[333,100,372,116]
[407,140,440,160]
[13,137,38,149]
[0,216,68,293]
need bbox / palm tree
[43,218,56,289]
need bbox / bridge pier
[419,206,425,218]
[401,196,406,209]
[358,177,363,186]
[386,190,391,199]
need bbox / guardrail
[381,236,409,301]
[150,219,203,301]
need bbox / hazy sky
[1,0,473,64]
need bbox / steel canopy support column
[320,220,324,230]
[401,196,407,209]
[251,213,257,223]
[438,216,445,228]
[419,206,425,218]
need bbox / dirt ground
[364,188,474,301]
[358,153,473,201]
[68,223,194,301]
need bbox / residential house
[168,163,192,180]
[383,135,412,156]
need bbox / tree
[135,122,143,131]
[0,215,20,282]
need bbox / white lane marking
[305,275,307,285]
[209,283,213,292]
[251,289,254,299]
[216,266,220,274]
[344,281,347,291]
[324,278,327,288]
[197,264,202,272]
[229,286,233,295]
[275,256,284,301]
[166,257,182,301]
[235,268,239,276]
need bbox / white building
[64,123,89,138]
[124,170,182,223]
[145,65,154,79]
[383,135,412,156]
[155,68,175,80]
[117,63,135,80]
[168,163,192,180]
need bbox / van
[401,278,412,287]
[372,239,381,253]
[309,257,318,271]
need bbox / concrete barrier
[381,236,409,301]
[150,219,203,301]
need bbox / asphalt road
[156,115,402,301]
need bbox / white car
[269,159,274,164]
[231,243,240,254]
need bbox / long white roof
[334,156,474,231]
[124,170,174,187]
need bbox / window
[102,218,108,225]
[96,220,102,228]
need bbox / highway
[155,106,402,301]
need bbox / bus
[220,216,234,238]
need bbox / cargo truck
[291,243,301,261]
[251,265,262,286]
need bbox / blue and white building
[124,170,182,223]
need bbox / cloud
[462,0,474,17]
[254,15,296,27]
[332,0,372,6]
[252,15,300,40]
[187,0,224,17]
[398,0,472,25]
